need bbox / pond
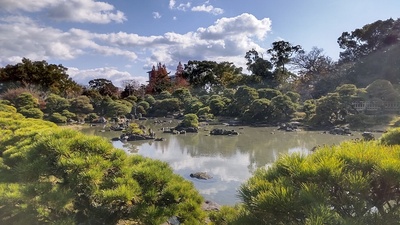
[80,120,375,206]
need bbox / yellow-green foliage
[234,141,400,225]
[0,103,205,225]
[181,113,199,128]
[208,205,244,225]
[380,127,400,145]
[125,122,144,135]
[0,103,17,113]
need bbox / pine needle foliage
[235,141,400,225]
[0,103,205,224]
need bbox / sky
[0,0,399,87]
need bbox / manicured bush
[180,114,199,128]
[86,112,98,123]
[61,109,77,120]
[48,112,67,123]
[0,104,205,224]
[18,107,44,119]
[381,127,400,145]
[235,141,400,224]
[125,122,145,135]
[197,106,211,117]
[138,101,150,110]
[345,113,373,129]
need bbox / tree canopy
[0,58,81,96]
[0,104,205,224]
[88,78,119,98]
[267,40,302,71]
[337,18,400,63]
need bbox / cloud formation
[152,12,162,19]
[0,11,271,83]
[95,13,271,68]
[0,0,126,24]
[0,16,136,65]
[169,0,176,9]
[192,4,224,15]
[68,67,147,87]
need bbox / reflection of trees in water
[83,121,360,174]
[147,125,357,171]
[173,128,240,158]
[122,142,139,153]
[123,138,172,154]
[151,138,171,153]
[236,127,359,170]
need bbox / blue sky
[0,0,399,87]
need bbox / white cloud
[0,16,79,65]
[92,13,271,70]
[67,67,147,87]
[0,13,272,81]
[197,13,271,40]
[168,0,191,11]
[169,0,176,9]
[0,0,126,24]
[0,0,55,12]
[0,16,136,66]
[191,4,224,15]
[152,12,161,19]
[177,2,191,11]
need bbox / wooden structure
[352,101,400,112]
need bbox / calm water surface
[81,120,374,206]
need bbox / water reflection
[81,122,373,205]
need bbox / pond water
[80,120,376,206]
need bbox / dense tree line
[0,19,398,129]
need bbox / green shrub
[138,101,150,110]
[0,103,17,113]
[381,127,400,145]
[236,141,400,224]
[144,95,156,105]
[345,113,373,129]
[199,113,214,121]
[18,107,44,119]
[0,107,205,224]
[86,113,98,123]
[61,109,77,120]
[48,113,67,123]
[150,98,180,116]
[180,114,199,128]
[136,105,146,115]
[125,123,144,135]
[197,106,211,116]
[208,205,242,225]
[393,118,400,127]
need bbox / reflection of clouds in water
[271,146,310,161]
[130,136,253,183]
[106,127,362,205]
[209,154,250,182]
[128,138,251,205]
[198,184,229,195]
[193,179,241,204]
[288,147,310,155]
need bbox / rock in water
[190,172,212,180]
